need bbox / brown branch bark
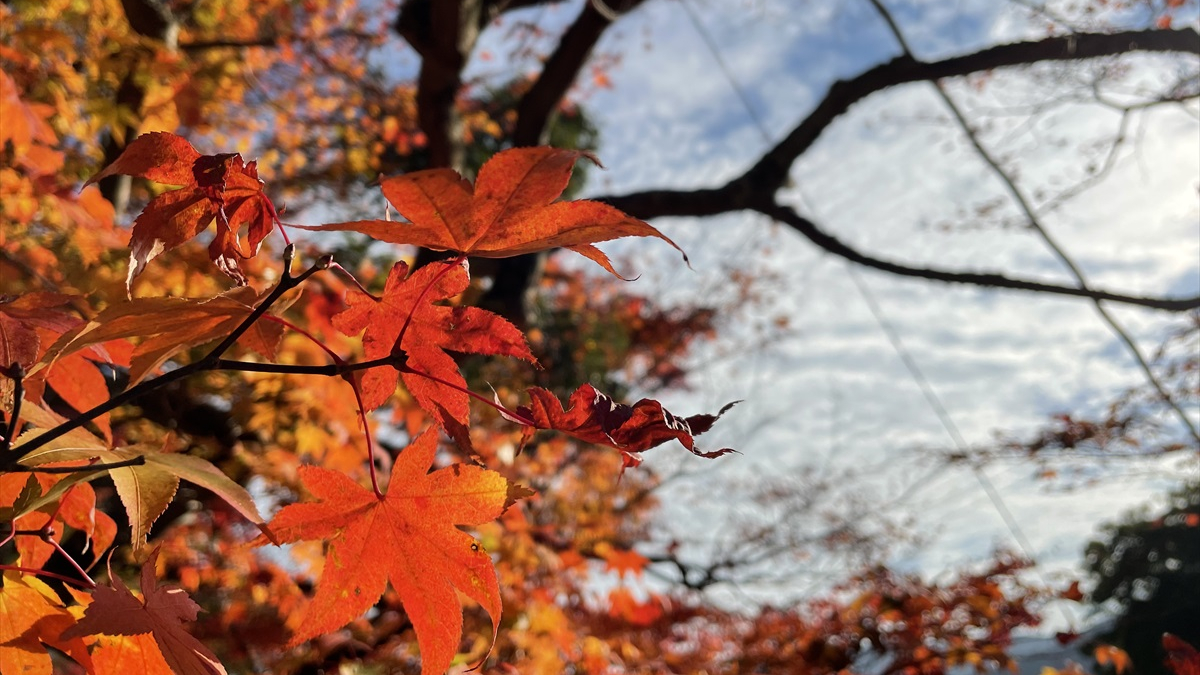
[512,0,646,146]
[397,0,488,172]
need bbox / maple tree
[3,0,1199,673]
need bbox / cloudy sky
[466,0,1200,630]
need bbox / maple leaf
[86,131,280,290]
[61,548,227,675]
[334,259,535,427]
[1,292,86,407]
[90,634,175,675]
[1094,645,1131,675]
[510,384,739,468]
[262,428,510,675]
[0,472,116,568]
[36,285,282,385]
[15,430,271,548]
[596,542,650,580]
[0,571,94,675]
[300,146,686,278]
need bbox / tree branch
[512,0,645,146]
[9,456,147,474]
[6,247,329,462]
[592,26,1200,312]
[865,0,1200,442]
[756,201,1200,312]
[742,27,1200,193]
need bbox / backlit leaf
[301,146,686,278]
[512,384,738,468]
[86,132,280,289]
[262,428,510,675]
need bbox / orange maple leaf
[61,549,226,675]
[87,131,281,290]
[0,571,94,675]
[300,146,685,278]
[1094,644,1131,675]
[37,285,282,385]
[262,429,509,675]
[0,472,116,569]
[597,542,650,580]
[511,384,738,468]
[334,259,535,427]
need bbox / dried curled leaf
[512,383,739,468]
[87,132,280,290]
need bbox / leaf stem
[9,456,147,473]
[402,365,536,427]
[0,564,96,589]
[214,354,404,376]
[48,537,97,589]
[330,262,378,299]
[261,315,346,364]
[345,378,384,499]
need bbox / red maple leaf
[261,428,510,675]
[86,132,280,290]
[61,548,226,675]
[333,259,535,428]
[511,384,738,467]
[300,146,686,278]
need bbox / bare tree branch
[865,0,1200,442]
[742,27,1200,193]
[513,0,646,146]
[755,202,1200,312]
[593,27,1200,312]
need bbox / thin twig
[402,365,536,427]
[8,246,331,460]
[867,0,1200,445]
[47,537,97,589]
[8,456,147,474]
[0,564,96,589]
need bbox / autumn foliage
[9,1,1195,672]
[2,126,741,674]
